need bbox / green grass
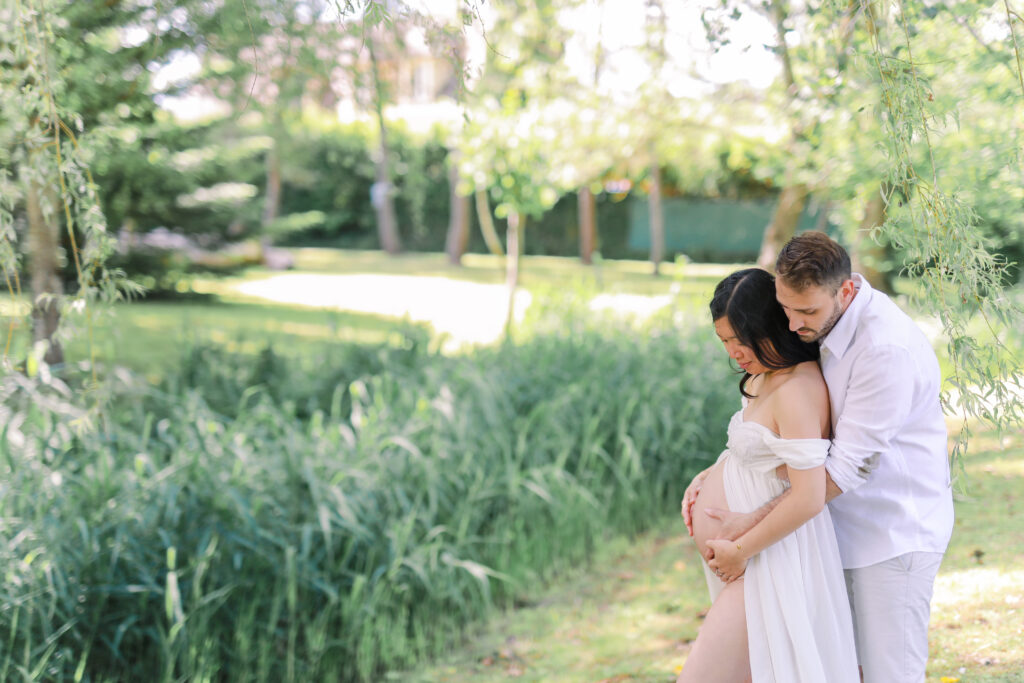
[2,249,734,377]
[1,297,429,377]
[399,518,706,683]
[72,300,421,374]
[408,425,1024,683]
[928,427,1024,683]
[182,249,737,305]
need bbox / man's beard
[797,300,843,343]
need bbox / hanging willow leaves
[857,0,1024,469]
[1,0,142,377]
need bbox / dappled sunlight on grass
[930,567,1024,681]
[924,430,1024,681]
[407,526,707,682]
[933,567,1024,608]
[280,248,740,295]
[589,292,674,318]
[4,251,749,371]
[2,251,731,372]
[925,430,1024,681]
[232,273,533,347]
[971,458,1024,478]
[56,300,419,373]
[223,269,712,347]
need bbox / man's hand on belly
[703,508,759,549]
[703,493,790,558]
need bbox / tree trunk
[260,136,282,262]
[504,209,520,340]
[367,34,401,255]
[445,3,470,266]
[756,1,861,266]
[769,0,797,92]
[649,157,664,276]
[851,187,893,293]
[445,158,470,265]
[578,186,596,265]
[756,2,805,269]
[371,140,401,254]
[475,189,504,256]
[757,184,809,269]
[262,140,282,228]
[26,175,63,366]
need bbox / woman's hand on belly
[681,465,712,536]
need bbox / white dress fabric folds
[703,408,859,683]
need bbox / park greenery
[1,0,1024,680]
[0,300,737,680]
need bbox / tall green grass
[0,305,737,681]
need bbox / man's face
[775,278,854,343]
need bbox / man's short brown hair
[775,231,852,293]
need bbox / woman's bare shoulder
[770,362,830,438]
[775,361,828,405]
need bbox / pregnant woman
[677,268,858,683]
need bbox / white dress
[702,408,859,683]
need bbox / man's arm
[825,345,915,494]
[825,470,843,502]
[778,465,844,502]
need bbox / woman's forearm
[734,467,825,560]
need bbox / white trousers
[844,551,945,683]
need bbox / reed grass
[0,302,736,681]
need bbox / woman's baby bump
[690,460,731,558]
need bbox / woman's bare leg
[676,579,750,683]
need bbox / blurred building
[334,19,469,134]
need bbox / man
[683,231,954,683]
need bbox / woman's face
[714,317,769,375]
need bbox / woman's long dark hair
[709,268,819,398]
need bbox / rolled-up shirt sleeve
[826,344,915,493]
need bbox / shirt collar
[820,273,870,360]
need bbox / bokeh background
[1,1,1022,681]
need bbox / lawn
[406,425,1024,683]
[1,296,423,378]
[2,250,733,375]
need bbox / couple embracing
[678,232,954,683]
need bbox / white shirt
[822,274,954,569]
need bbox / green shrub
[0,309,736,681]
